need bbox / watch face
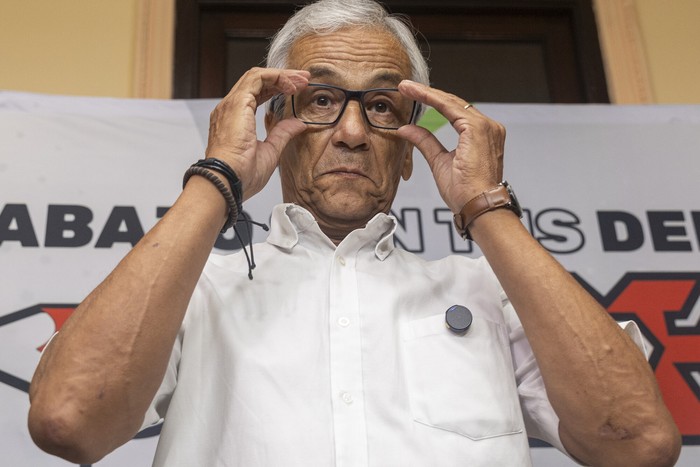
[503,181,523,218]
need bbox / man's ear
[401,145,414,181]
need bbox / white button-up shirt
[144,203,569,466]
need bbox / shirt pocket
[402,313,524,440]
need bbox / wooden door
[174,0,608,103]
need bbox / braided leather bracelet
[189,158,243,213]
[182,166,239,232]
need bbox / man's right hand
[205,67,309,201]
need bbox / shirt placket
[328,245,368,466]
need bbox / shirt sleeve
[139,256,231,433]
[500,290,648,457]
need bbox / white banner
[1,91,698,465]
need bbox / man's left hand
[397,80,505,213]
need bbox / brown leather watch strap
[453,184,511,241]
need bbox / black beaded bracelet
[182,166,238,233]
[190,158,243,212]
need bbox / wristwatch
[453,181,523,241]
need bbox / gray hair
[266,0,429,119]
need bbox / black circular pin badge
[445,305,473,334]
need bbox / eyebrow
[307,66,338,80]
[307,65,405,88]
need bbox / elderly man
[28,0,679,465]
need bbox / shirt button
[338,317,350,327]
[341,392,353,405]
[337,256,346,266]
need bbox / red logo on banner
[35,306,74,352]
[575,272,700,443]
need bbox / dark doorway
[174,0,608,103]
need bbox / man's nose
[331,100,370,150]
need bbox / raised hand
[205,68,310,200]
[397,79,505,213]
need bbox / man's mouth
[322,167,368,178]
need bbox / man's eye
[368,101,390,113]
[313,95,332,107]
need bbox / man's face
[269,28,414,237]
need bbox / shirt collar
[266,203,397,260]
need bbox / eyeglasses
[291,83,418,130]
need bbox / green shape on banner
[417,108,448,132]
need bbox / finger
[225,68,310,107]
[397,124,449,168]
[263,118,308,157]
[398,80,485,125]
[254,69,311,106]
[210,69,310,135]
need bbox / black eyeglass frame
[291,83,419,130]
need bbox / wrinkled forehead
[287,27,412,89]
